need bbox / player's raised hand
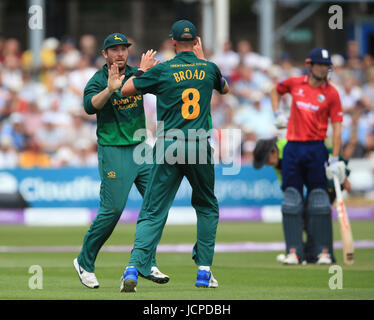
[193,36,206,60]
[107,63,125,93]
[139,49,159,72]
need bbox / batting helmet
[305,48,332,65]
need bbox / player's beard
[107,57,127,73]
[117,61,126,72]
[310,68,330,82]
[311,71,325,81]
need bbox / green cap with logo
[169,20,197,41]
[103,33,132,50]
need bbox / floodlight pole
[202,0,214,53]
[214,0,229,54]
[27,0,45,69]
[259,0,275,61]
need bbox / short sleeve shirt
[276,75,343,141]
[133,51,224,139]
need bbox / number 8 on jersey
[181,88,200,120]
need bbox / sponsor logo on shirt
[318,94,325,102]
[295,89,304,97]
[113,94,142,110]
[107,171,116,178]
[295,100,320,112]
[170,63,207,67]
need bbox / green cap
[169,20,196,41]
[103,33,131,50]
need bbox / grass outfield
[0,221,373,300]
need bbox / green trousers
[78,144,157,272]
[129,140,219,277]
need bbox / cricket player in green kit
[119,20,229,292]
[73,33,169,289]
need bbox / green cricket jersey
[132,51,224,140]
[84,64,146,145]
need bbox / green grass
[0,221,373,300]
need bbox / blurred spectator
[156,38,175,63]
[73,139,98,167]
[236,40,252,64]
[0,33,373,169]
[330,54,345,88]
[0,135,18,168]
[7,84,29,113]
[278,53,301,79]
[211,40,239,80]
[51,146,80,168]
[241,130,257,163]
[236,39,272,74]
[0,112,28,151]
[341,101,370,155]
[342,109,367,159]
[362,54,374,78]
[43,98,72,127]
[3,38,22,60]
[22,37,60,70]
[18,137,51,168]
[2,54,23,90]
[23,101,43,136]
[231,65,262,105]
[233,91,276,139]
[366,124,374,154]
[338,72,362,114]
[41,37,60,69]
[211,91,236,129]
[362,67,374,111]
[127,37,141,66]
[79,34,99,65]
[58,37,81,70]
[35,113,65,154]
[18,70,46,104]
[68,54,97,97]
[42,62,82,113]
[0,71,10,118]
[216,105,242,164]
[236,39,260,69]
[0,35,6,64]
[63,110,96,147]
[344,40,364,83]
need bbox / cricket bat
[333,175,354,265]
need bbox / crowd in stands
[1,34,374,169]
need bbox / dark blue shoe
[120,267,138,292]
[195,269,218,288]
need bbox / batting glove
[326,157,346,184]
[274,110,288,129]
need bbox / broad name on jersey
[173,69,206,83]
